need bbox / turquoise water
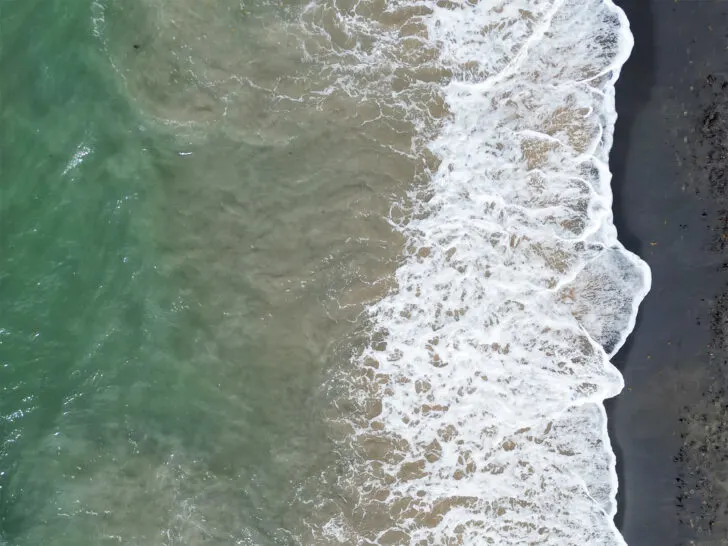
[1,0,431,541]
[1,1,366,543]
[1,0,160,537]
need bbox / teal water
[1,0,433,543]
[2,2,331,544]
[1,0,164,539]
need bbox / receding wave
[312,0,651,544]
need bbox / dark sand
[610,0,728,544]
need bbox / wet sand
[610,1,728,544]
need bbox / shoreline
[610,1,728,544]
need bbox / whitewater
[313,0,652,543]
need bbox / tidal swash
[0,0,650,544]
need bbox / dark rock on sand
[672,72,728,544]
[610,1,728,545]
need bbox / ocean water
[0,0,649,544]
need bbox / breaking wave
[315,0,651,543]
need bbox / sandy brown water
[0,0,450,544]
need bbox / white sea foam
[320,0,651,543]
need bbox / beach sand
[610,1,728,544]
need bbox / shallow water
[1,0,648,544]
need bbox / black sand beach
[610,0,728,544]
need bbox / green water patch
[1,0,163,537]
[1,1,349,543]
